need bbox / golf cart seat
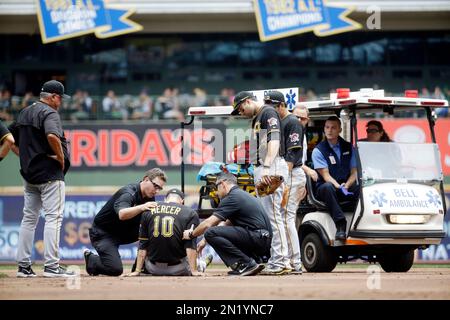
[305,174,357,212]
[305,174,328,210]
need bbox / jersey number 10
[153,216,175,238]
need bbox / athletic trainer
[84,168,167,276]
[183,172,272,276]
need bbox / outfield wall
[0,191,449,263]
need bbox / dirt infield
[1,265,449,300]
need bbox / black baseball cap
[231,91,256,115]
[41,80,70,99]
[166,188,185,200]
[264,90,285,105]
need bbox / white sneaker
[291,266,303,275]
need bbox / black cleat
[228,261,265,276]
[17,265,37,278]
[83,249,94,276]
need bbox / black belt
[150,260,182,266]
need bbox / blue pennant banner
[36,0,143,44]
[254,0,361,41]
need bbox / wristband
[189,230,195,240]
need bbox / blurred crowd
[0,86,449,123]
[0,87,235,123]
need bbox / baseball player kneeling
[125,188,200,276]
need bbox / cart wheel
[378,249,414,272]
[301,233,337,272]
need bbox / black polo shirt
[213,186,272,234]
[9,101,70,184]
[93,183,154,244]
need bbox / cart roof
[187,106,234,116]
[302,89,448,114]
[186,88,448,117]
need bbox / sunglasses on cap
[264,98,284,105]
[233,94,256,110]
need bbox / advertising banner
[418,189,450,261]
[0,195,143,262]
[64,123,226,171]
[357,119,450,176]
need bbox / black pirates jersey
[250,105,285,164]
[281,114,304,167]
[138,202,200,264]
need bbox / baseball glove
[256,175,284,196]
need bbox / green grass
[0,265,18,271]
[410,264,450,268]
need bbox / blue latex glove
[339,185,354,196]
